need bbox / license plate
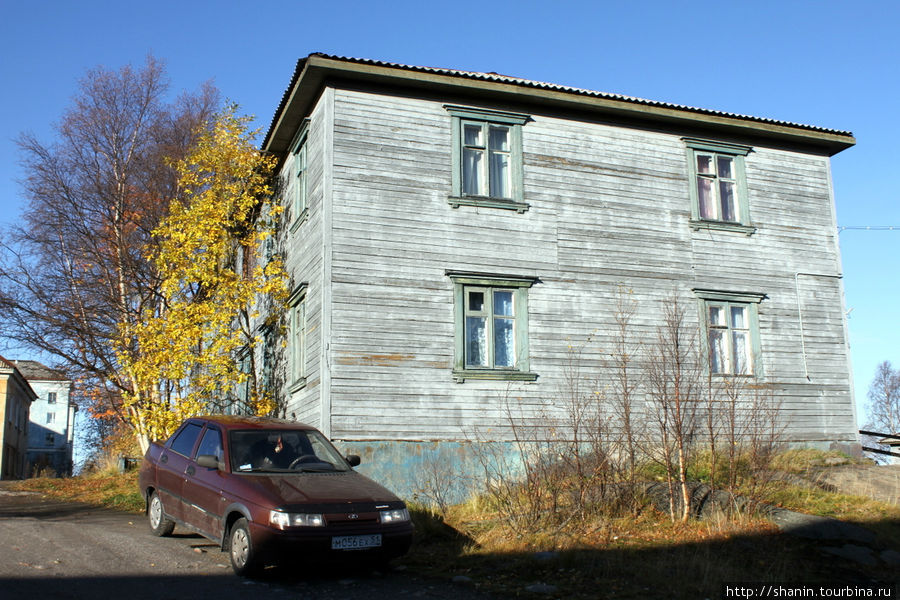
[331,534,382,550]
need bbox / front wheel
[229,518,261,576]
[148,491,175,537]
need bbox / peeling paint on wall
[335,440,524,505]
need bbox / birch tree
[119,107,288,451]
[865,361,900,459]
[644,295,704,522]
[0,57,219,441]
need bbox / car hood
[243,471,401,508]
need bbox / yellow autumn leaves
[119,106,288,448]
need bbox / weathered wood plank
[271,86,855,448]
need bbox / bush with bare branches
[468,287,788,531]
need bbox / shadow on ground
[1,484,898,600]
[399,510,900,599]
[1,518,898,600]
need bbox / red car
[138,415,413,575]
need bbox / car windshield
[229,429,351,473]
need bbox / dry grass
[10,449,899,598]
[407,504,853,599]
[11,468,143,513]
[403,449,900,598]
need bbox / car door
[182,424,226,541]
[156,421,203,524]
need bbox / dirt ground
[0,482,494,600]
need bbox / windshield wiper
[294,464,338,473]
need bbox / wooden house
[260,54,857,494]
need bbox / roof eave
[264,55,855,157]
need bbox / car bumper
[247,520,413,562]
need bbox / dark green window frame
[288,118,310,231]
[694,289,765,377]
[288,283,308,391]
[448,270,538,383]
[233,346,252,415]
[684,138,755,235]
[445,105,529,213]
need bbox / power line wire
[838,226,900,232]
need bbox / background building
[16,360,76,477]
[0,356,35,479]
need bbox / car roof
[188,415,317,432]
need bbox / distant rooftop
[8,359,69,382]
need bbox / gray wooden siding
[292,87,855,445]
[279,93,329,428]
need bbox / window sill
[288,377,308,393]
[290,208,310,233]
[711,372,757,378]
[690,220,756,236]
[448,196,530,213]
[453,369,538,383]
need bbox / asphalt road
[0,484,493,600]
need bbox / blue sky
[1,0,897,425]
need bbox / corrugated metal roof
[263,53,853,149]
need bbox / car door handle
[160,454,168,464]
[185,465,196,477]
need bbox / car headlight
[269,510,325,529]
[379,508,410,524]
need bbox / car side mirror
[345,454,361,467]
[196,454,220,470]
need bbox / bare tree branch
[0,57,219,442]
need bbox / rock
[766,509,877,544]
[821,544,878,567]
[824,456,849,466]
[811,464,900,505]
[525,583,558,594]
[452,575,473,584]
[880,549,900,566]
[534,551,559,561]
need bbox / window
[708,303,752,375]
[45,433,55,446]
[196,427,223,462]
[46,412,56,425]
[445,105,529,212]
[169,422,203,457]
[448,271,537,382]
[694,289,765,376]
[288,284,308,390]
[47,392,57,404]
[288,118,310,229]
[684,138,753,234]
